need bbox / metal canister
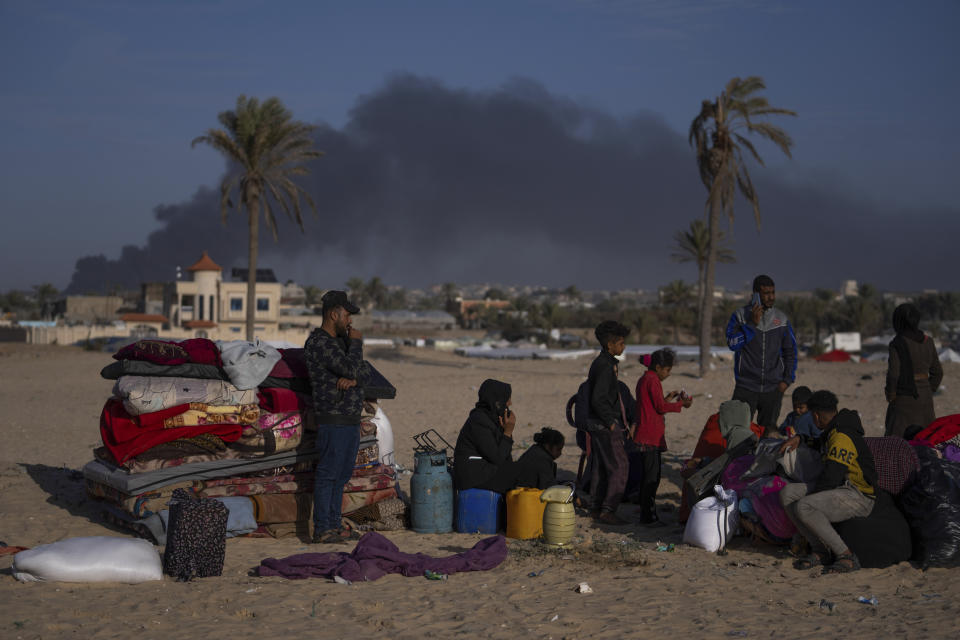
[410,450,453,533]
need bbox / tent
[939,348,960,364]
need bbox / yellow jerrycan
[506,487,546,539]
[540,484,576,548]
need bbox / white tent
[939,348,960,363]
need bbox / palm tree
[441,282,460,314]
[32,283,59,320]
[192,96,322,340]
[689,76,796,376]
[671,219,736,327]
[365,277,388,309]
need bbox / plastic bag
[371,406,395,467]
[13,536,162,583]
[900,447,960,568]
[683,485,738,552]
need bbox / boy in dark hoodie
[586,320,631,525]
[779,390,877,574]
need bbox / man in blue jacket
[725,274,798,433]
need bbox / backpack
[565,380,608,433]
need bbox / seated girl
[515,427,565,490]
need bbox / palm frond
[219,175,239,224]
[736,163,761,229]
[745,122,794,157]
[732,133,763,165]
[262,196,280,242]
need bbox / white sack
[13,536,163,583]
[683,486,739,553]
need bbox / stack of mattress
[83,338,402,543]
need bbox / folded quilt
[251,493,314,524]
[86,471,313,518]
[94,435,240,473]
[217,339,282,390]
[344,471,396,493]
[231,411,303,457]
[257,387,312,413]
[268,348,309,379]
[342,487,398,514]
[82,450,322,495]
[142,402,260,429]
[100,398,243,464]
[115,376,257,415]
[101,360,229,381]
[113,338,222,366]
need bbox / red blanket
[257,387,312,412]
[268,348,309,379]
[99,398,241,463]
[113,338,222,366]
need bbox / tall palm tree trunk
[698,200,721,377]
[696,261,706,339]
[246,194,260,342]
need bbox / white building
[170,251,283,337]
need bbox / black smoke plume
[66,74,959,294]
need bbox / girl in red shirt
[634,349,692,525]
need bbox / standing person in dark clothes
[453,379,517,493]
[304,290,371,544]
[726,274,798,433]
[779,390,877,574]
[515,428,565,490]
[587,320,631,525]
[885,303,943,437]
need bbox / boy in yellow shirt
[778,390,877,574]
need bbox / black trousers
[732,385,784,432]
[588,427,628,513]
[638,449,662,520]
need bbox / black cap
[321,290,360,314]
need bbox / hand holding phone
[750,292,764,324]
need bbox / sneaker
[312,529,349,544]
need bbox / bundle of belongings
[84,338,404,547]
[682,400,931,569]
[902,416,960,568]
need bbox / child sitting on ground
[634,348,692,526]
[515,427,565,490]
[779,386,820,439]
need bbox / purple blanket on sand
[258,531,508,581]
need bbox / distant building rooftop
[187,251,222,272]
[231,268,278,283]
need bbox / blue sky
[1,0,958,292]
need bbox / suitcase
[162,488,228,581]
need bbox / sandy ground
[1,342,959,639]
